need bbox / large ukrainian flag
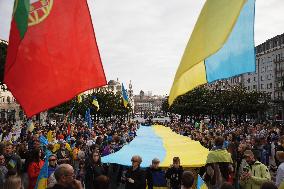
[169,0,256,105]
[101,125,209,167]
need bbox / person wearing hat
[240,150,271,189]
[203,136,233,189]
[276,151,284,187]
[146,158,167,189]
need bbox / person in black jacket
[4,142,22,174]
[85,151,107,189]
[124,155,146,189]
[166,157,183,189]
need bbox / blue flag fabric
[39,135,48,146]
[122,83,129,107]
[197,175,208,189]
[85,108,93,128]
[35,150,52,189]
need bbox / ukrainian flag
[85,108,93,128]
[77,93,83,103]
[92,96,100,110]
[197,175,208,189]
[169,0,255,105]
[39,135,48,146]
[122,83,129,108]
[35,150,52,189]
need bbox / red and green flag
[5,0,107,117]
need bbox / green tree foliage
[49,90,131,120]
[162,85,270,121]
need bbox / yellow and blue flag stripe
[169,0,255,105]
[122,83,129,107]
[77,93,83,103]
[102,125,209,167]
[35,150,52,189]
[92,95,100,110]
[197,175,208,189]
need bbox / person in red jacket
[27,149,44,189]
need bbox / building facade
[133,90,165,115]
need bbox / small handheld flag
[63,105,75,124]
[122,83,129,108]
[39,135,48,146]
[85,108,93,128]
[92,96,100,110]
[35,150,52,189]
[77,94,83,103]
[197,175,208,189]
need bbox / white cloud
[0,0,283,95]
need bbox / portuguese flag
[5,0,107,117]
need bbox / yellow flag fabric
[279,181,284,189]
[92,97,100,110]
[169,0,247,105]
[47,131,53,143]
[153,125,209,167]
[52,143,72,153]
[77,94,82,103]
[206,149,233,164]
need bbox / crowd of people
[167,119,284,189]
[0,116,284,189]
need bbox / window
[247,78,251,83]
[7,96,10,103]
[267,83,273,89]
[261,84,264,89]
[248,86,250,90]
[253,85,256,89]
[254,77,256,82]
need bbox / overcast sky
[0,0,283,95]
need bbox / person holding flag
[27,148,44,189]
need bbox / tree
[49,90,132,121]
[168,85,271,122]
